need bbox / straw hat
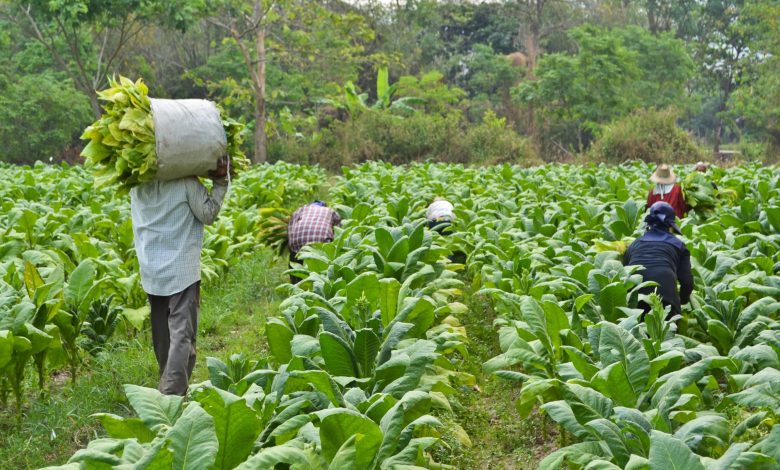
[650,164,676,184]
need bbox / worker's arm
[677,248,694,305]
[185,177,228,225]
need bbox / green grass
[439,289,559,469]
[0,249,286,469]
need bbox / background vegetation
[1,0,779,167]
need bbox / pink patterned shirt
[288,204,341,253]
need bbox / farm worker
[623,201,694,320]
[130,157,229,396]
[646,164,689,219]
[426,197,454,234]
[694,161,718,189]
[287,201,341,284]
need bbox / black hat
[647,201,681,234]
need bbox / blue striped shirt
[130,177,227,296]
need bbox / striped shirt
[288,204,341,253]
[130,177,228,296]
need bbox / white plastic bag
[150,98,227,180]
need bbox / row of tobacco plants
[37,160,780,468]
[0,161,324,420]
[45,181,475,467]
[333,161,780,468]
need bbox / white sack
[150,98,227,180]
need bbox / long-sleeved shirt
[646,184,689,219]
[131,177,228,296]
[623,228,694,317]
[288,204,341,253]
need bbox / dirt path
[450,291,559,469]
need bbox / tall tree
[514,0,582,74]
[0,0,195,118]
[517,25,692,151]
[689,0,753,153]
[728,1,780,152]
[205,0,373,164]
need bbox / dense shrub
[0,74,92,164]
[269,110,539,169]
[450,111,541,165]
[587,108,705,164]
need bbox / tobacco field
[3,161,780,469]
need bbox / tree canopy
[0,0,778,164]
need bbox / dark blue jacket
[623,228,694,317]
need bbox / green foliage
[588,108,705,164]
[273,110,538,168]
[395,71,467,115]
[518,25,694,151]
[0,73,91,164]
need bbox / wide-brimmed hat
[650,164,676,184]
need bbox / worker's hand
[209,156,229,179]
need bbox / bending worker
[287,200,341,284]
[624,201,694,320]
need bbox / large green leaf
[266,318,294,365]
[519,296,554,356]
[122,305,151,331]
[541,400,590,439]
[192,386,262,470]
[166,404,219,470]
[648,430,705,470]
[134,436,175,470]
[316,409,382,466]
[537,441,610,470]
[287,370,344,405]
[124,385,183,433]
[64,259,96,314]
[354,328,380,378]
[591,361,638,407]
[374,391,431,466]
[673,414,728,455]
[233,444,323,470]
[596,322,650,396]
[586,419,630,466]
[381,340,437,397]
[0,330,14,370]
[93,413,157,443]
[319,331,358,377]
[379,278,401,327]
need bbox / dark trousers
[428,219,451,234]
[148,281,200,396]
[289,251,302,285]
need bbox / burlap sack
[150,98,227,180]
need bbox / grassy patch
[0,249,286,468]
[440,290,559,469]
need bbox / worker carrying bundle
[80,76,249,192]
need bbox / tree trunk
[714,81,731,156]
[524,17,541,141]
[648,0,658,34]
[88,89,102,119]
[713,120,722,155]
[253,26,267,164]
